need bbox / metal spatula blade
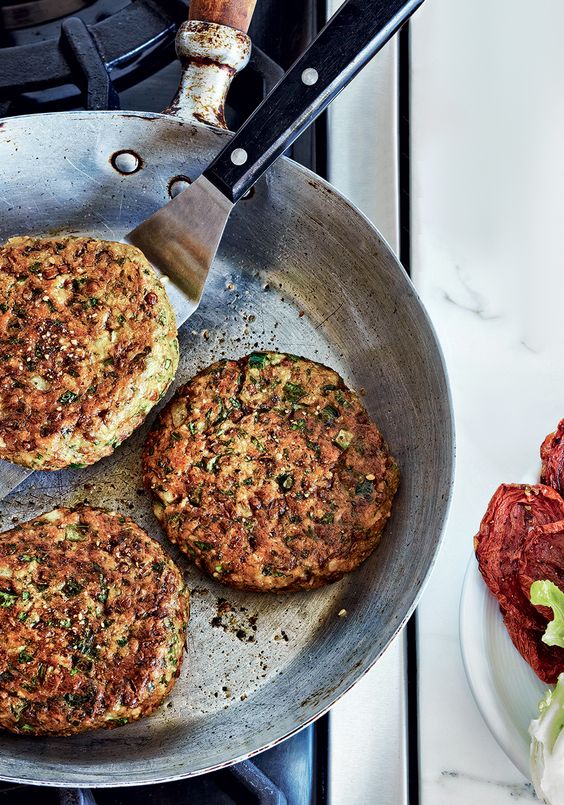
[127,176,233,311]
[129,0,422,320]
[0,0,423,504]
[0,185,227,501]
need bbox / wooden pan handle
[189,0,257,33]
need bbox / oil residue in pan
[0,259,355,736]
[0,114,452,786]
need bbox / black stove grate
[0,0,325,174]
[0,720,325,804]
[0,1,180,107]
[0,1,282,116]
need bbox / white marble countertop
[411,0,564,802]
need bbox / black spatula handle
[203,0,424,203]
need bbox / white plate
[459,554,547,777]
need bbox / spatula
[127,0,424,308]
[0,0,423,503]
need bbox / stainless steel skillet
[0,0,454,787]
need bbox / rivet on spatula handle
[204,0,425,203]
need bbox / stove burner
[0,0,95,31]
[0,1,182,110]
[0,0,281,121]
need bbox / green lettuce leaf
[530,673,564,804]
[530,580,564,649]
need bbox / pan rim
[0,109,456,787]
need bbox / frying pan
[0,0,454,787]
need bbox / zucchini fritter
[0,236,178,470]
[143,352,399,592]
[0,506,189,736]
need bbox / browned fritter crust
[143,352,399,592]
[0,236,178,470]
[0,507,189,736]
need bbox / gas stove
[0,2,411,803]
[0,0,325,171]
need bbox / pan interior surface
[0,112,454,786]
